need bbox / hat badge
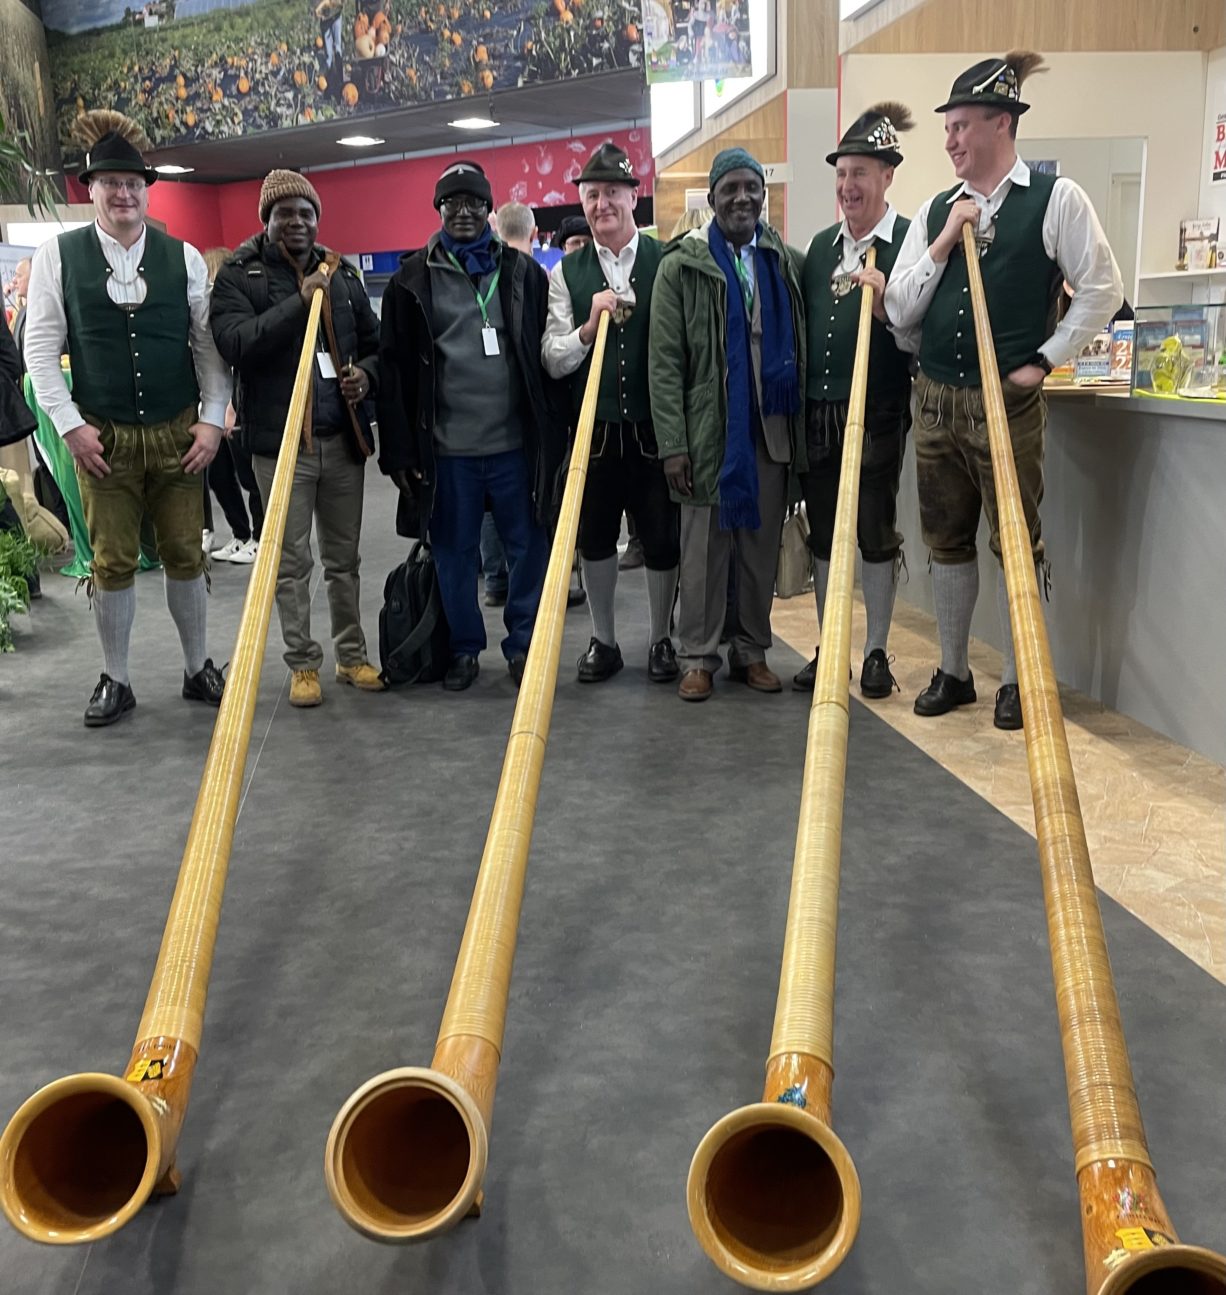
[869,117,899,151]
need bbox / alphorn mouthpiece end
[686,1100,861,1291]
[325,1066,489,1244]
[0,1072,164,1245]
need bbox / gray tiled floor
[1,483,1222,1294]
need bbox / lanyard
[732,250,754,314]
[445,253,501,326]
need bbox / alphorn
[323,312,611,1242]
[686,253,878,1291]
[962,223,1226,1294]
[0,284,329,1244]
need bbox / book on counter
[1178,218,1220,271]
[1109,319,1134,383]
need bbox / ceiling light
[337,135,386,147]
[154,164,195,174]
[449,115,499,130]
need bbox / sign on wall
[41,0,645,159]
[1211,85,1226,185]
[643,0,751,84]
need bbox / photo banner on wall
[41,0,645,160]
[642,0,750,85]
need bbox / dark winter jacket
[209,234,380,460]
[0,320,35,448]
[377,236,566,539]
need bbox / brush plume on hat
[71,109,152,154]
[1003,50,1046,91]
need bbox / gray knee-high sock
[812,558,830,635]
[997,570,1018,686]
[861,558,897,657]
[94,585,136,684]
[931,560,978,681]
[165,573,208,676]
[582,555,618,646]
[646,565,678,645]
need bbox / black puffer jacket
[377,240,565,539]
[209,234,379,460]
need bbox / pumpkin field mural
[43,0,645,160]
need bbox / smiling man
[649,146,805,703]
[24,111,231,727]
[795,102,916,701]
[542,142,678,687]
[210,169,385,708]
[886,52,1122,731]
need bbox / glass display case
[1131,302,1226,402]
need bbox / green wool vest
[919,171,1061,387]
[60,223,199,424]
[561,235,662,423]
[803,215,912,403]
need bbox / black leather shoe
[183,658,225,706]
[566,586,587,609]
[860,649,899,700]
[484,589,507,607]
[618,539,644,571]
[84,673,136,728]
[994,683,1023,730]
[913,667,976,716]
[647,637,679,682]
[577,637,623,683]
[444,654,480,691]
[508,654,527,687]
[792,648,819,692]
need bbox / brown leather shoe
[678,669,713,702]
[729,661,783,693]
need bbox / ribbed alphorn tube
[0,287,328,1245]
[962,224,1226,1294]
[686,255,877,1291]
[323,312,611,1243]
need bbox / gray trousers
[252,435,368,672]
[676,437,788,674]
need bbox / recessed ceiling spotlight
[154,164,195,174]
[448,116,499,130]
[337,135,386,147]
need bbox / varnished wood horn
[323,312,611,1243]
[0,287,329,1245]
[686,252,878,1291]
[962,223,1226,1294]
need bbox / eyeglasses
[93,177,147,194]
[440,195,489,214]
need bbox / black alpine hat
[555,215,592,248]
[73,110,158,185]
[433,159,493,210]
[575,141,639,188]
[934,50,1046,116]
[826,101,914,168]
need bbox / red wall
[74,126,654,255]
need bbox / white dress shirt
[834,204,897,274]
[883,156,1123,368]
[24,221,231,437]
[542,231,640,378]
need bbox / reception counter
[894,388,1226,765]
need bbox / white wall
[841,51,1206,275]
[785,88,839,248]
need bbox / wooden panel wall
[844,0,1225,54]
[788,0,839,88]
[654,95,788,238]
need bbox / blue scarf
[707,219,800,531]
[439,224,498,278]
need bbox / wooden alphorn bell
[323,312,611,1242]
[686,252,879,1291]
[962,223,1226,1295]
[0,284,330,1244]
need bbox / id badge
[482,326,500,357]
[316,351,338,379]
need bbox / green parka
[648,220,806,506]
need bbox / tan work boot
[289,669,323,707]
[336,661,387,691]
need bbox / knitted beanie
[433,159,493,210]
[708,147,765,192]
[259,169,322,223]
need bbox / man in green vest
[542,142,679,685]
[885,52,1121,729]
[650,147,805,703]
[794,101,916,700]
[24,111,231,727]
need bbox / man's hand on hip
[64,423,110,479]
[181,422,224,474]
[1005,364,1047,389]
[663,452,693,497]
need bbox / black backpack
[378,541,450,685]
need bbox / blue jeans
[480,511,508,596]
[431,450,547,659]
